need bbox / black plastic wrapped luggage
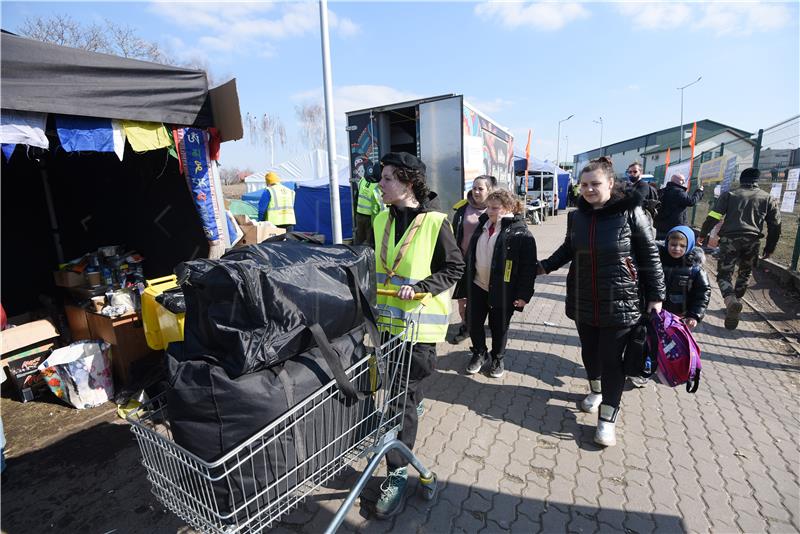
[176,241,376,378]
[165,324,378,521]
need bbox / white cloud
[148,1,359,58]
[291,84,422,116]
[616,2,692,29]
[465,96,514,115]
[617,1,793,35]
[694,2,792,36]
[474,1,590,31]
[627,84,640,92]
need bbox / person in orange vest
[258,171,296,232]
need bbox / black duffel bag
[166,323,379,522]
[176,241,375,378]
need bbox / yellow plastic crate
[141,275,185,350]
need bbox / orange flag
[687,122,697,188]
[664,147,671,188]
[523,129,532,189]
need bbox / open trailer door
[418,96,463,212]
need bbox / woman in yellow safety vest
[372,151,464,519]
[353,156,384,245]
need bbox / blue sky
[2,1,798,172]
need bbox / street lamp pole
[678,76,702,162]
[593,117,603,150]
[564,135,569,169]
[556,114,574,170]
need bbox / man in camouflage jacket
[698,167,781,329]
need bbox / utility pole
[678,76,702,161]
[319,0,342,243]
[593,117,603,149]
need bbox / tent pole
[319,0,342,244]
[38,158,65,264]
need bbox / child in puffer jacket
[659,225,711,330]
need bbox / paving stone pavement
[274,210,800,534]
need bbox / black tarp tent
[0,32,242,315]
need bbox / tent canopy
[244,149,350,193]
[1,31,242,140]
[514,156,569,176]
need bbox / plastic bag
[38,341,114,409]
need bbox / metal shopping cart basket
[127,289,437,533]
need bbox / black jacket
[381,192,465,297]
[655,182,704,237]
[659,246,711,322]
[540,190,666,327]
[454,213,537,309]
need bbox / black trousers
[575,323,632,409]
[386,342,436,471]
[468,284,515,359]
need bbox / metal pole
[753,128,764,169]
[38,159,65,264]
[679,88,684,162]
[678,76,702,162]
[600,118,603,148]
[556,123,561,172]
[791,217,800,271]
[319,0,342,244]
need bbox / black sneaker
[466,348,486,374]
[449,323,469,345]
[489,358,504,378]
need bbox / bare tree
[245,113,287,166]
[17,14,226,85]
[295,103,326,150]
[219,166,253,185]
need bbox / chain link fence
[652,115,800,270]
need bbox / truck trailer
[345,94,514,219]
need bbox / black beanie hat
[740,167,760,183]
[381,152,426,175]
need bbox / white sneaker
[581,392,602,413]
[594,421,616,447]
[630,376,649,388]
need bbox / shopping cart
[127,289,437,533]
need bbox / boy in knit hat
[659,225,711,330]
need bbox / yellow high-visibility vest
[373,210,451,343]
[266,184,296,225]
[356,179,384,219]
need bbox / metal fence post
[753,129,764,168]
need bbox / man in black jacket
[626,162,660,223]
[654,173,704,240]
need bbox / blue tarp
[240,180,352,243]
[557,174,570,210]
[293,181,352,243]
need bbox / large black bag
[166,324,378,522]
[176,241,376,378]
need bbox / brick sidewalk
[280,210,800,534]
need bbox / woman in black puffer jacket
[539,156,665,448]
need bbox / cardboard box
[5,345,52,402]
[53,270,85,288]
[1,319,60,402]
[70,308,156,387]
[233,214,285,246]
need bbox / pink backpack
[647,309,702,393]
